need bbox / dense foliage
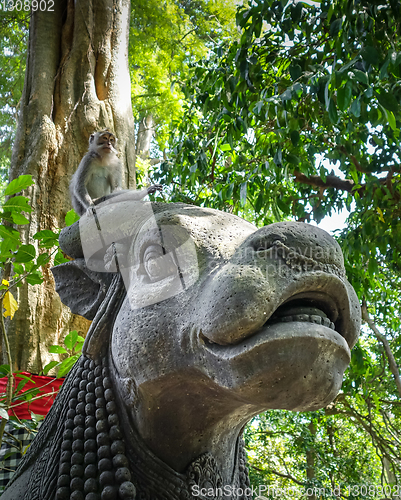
[129,0,238,150]
[0,174,80,473]
[0,10,28,181]
[0,0,400,496]
[162,0,401,263]
[157,0,401,494]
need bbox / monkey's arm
[70,157,96,216]
[75,182,94,208]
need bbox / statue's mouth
[266,292,338,332]
[199,287,354,411]
[200,281,358,353]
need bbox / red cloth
[0,372,64,419]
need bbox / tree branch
[250,465,305,486]
[0,296,14,445]
[293,171,355,192]
[338,146,367,173]
[361,299,401,398]
[293,170,393,199]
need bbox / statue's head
[54,200,360,440]
[3,198,361,500]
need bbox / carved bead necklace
[56,355,136,500]
[54,351,251,500]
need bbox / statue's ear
[51,259,112,320]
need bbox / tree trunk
[5,0,136,372]
[135,114,155,161]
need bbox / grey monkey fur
[69,129,162,216]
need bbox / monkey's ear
[89,133,95,145]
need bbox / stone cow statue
[2,199,360,500]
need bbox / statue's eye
[143,244,177,281]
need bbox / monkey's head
[89,129,118,156]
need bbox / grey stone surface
[2,200,360,500]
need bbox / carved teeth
[271,313,336,331]
[310,315,323,325]
[275,306,328,319]
[294,314,310,322]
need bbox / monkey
[70,129,162,216]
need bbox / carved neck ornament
[53,354,251,500]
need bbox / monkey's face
[97,132,116,154]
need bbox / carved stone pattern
[7,360,81,500]
[6,352,252,500]
[187,453,223,499]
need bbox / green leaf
[375,90,400,113]
[14,380,27,394]
[352,69,369,85]
[2,196,32,213]
[328,98,338,123]
[48,345,68,354]
[14,244,36,263]
[330,18,342,37]
[290,130,300,146]
[65,210,80,227]
[277,198,289,214]
[361,46,380,66]
[36,253,50,266]
[54,249,69,266]
[395,52,401,67]
[289,64,302,81]
[240,182,247,206]
[11,212,30,225]
[75,341,84,354]
[235,116,247,133]
[286,154,300,165]
[337,81,352,111]
[0,226,21,250]
[42,361,60,375]
[4,175,34,196]
[33,229,56,240]
[33,229,59,248]
[0,365,10,377]
[386,110,396,131]
[350,97,361,117]
[220,144,232,151]
[64,330,78,350]
[25,273,43,286]
[255,192,263,213]
[57,355,80,378]
[379,58,390,79]
[253,101,264,115]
